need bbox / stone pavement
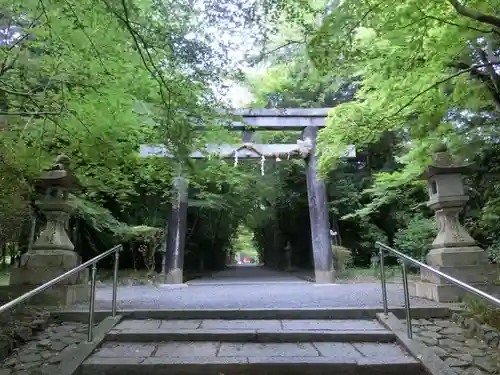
[82,340,417,365]
[108,318,387,331]
[1,308,500,374]
[104,318,395,342]
[81,315,422,375]
[0,321,91,375]
[410,318,500,374]
[74,266,444,310]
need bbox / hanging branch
[447,0,500,30]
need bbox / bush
[462,294,500,330]
[332,245,353,271]
[0,163,30,248]
[393,215,437,261]
[486,239,500,264]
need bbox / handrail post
[378,246,388,315]
[374,241,500,338]
[0,244,123,320]
[88,263,98,342]
[112,247,120,317]
[401,260,413,338]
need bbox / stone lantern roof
[418,144,473,180]
[34,154,81,191]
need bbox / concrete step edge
[81,356,424,375]
[52,306,452,322]
[105,329,396,343]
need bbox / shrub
[393,215,437,261]
[332,245,353,271]
[0,163,30,249]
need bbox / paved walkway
[75,266,444,310]
[187,265,308,285]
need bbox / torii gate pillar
[303,126,335,283]
[165,174,189,284]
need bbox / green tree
[306,0,500,213]
[0,0,271,271]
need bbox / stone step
[106,319,395,343]
[52,306,452,322]
[81,341,427,375]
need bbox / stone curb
[376,312,458,375]
[44,315,123,375]
[96,272,214,287]
[105,329,396,343]
[293,274,315,283]
[451,312,500,349]
[51,306,452,322]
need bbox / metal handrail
[0,244,122,342]
[375,241,500,339]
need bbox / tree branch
[344,0,389,51]
[62,0,111,75]
[264,40,304,58]
[447,0,500,29]
[101,0,175,102]
[0,111,61,116]
[418,11,491,33]
[378,62,500,125]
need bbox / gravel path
[74,266,443,310]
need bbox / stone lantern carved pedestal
[410,146,496,302]
[9,155,89,307]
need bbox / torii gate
[140,108,356,284]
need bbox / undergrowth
[463,294,500,331]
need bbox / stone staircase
[70,309,453,375]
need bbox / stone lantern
[9,155,89,306]
[410,145,495,302]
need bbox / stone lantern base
[8,250,89,307]
[409,246,498,303]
